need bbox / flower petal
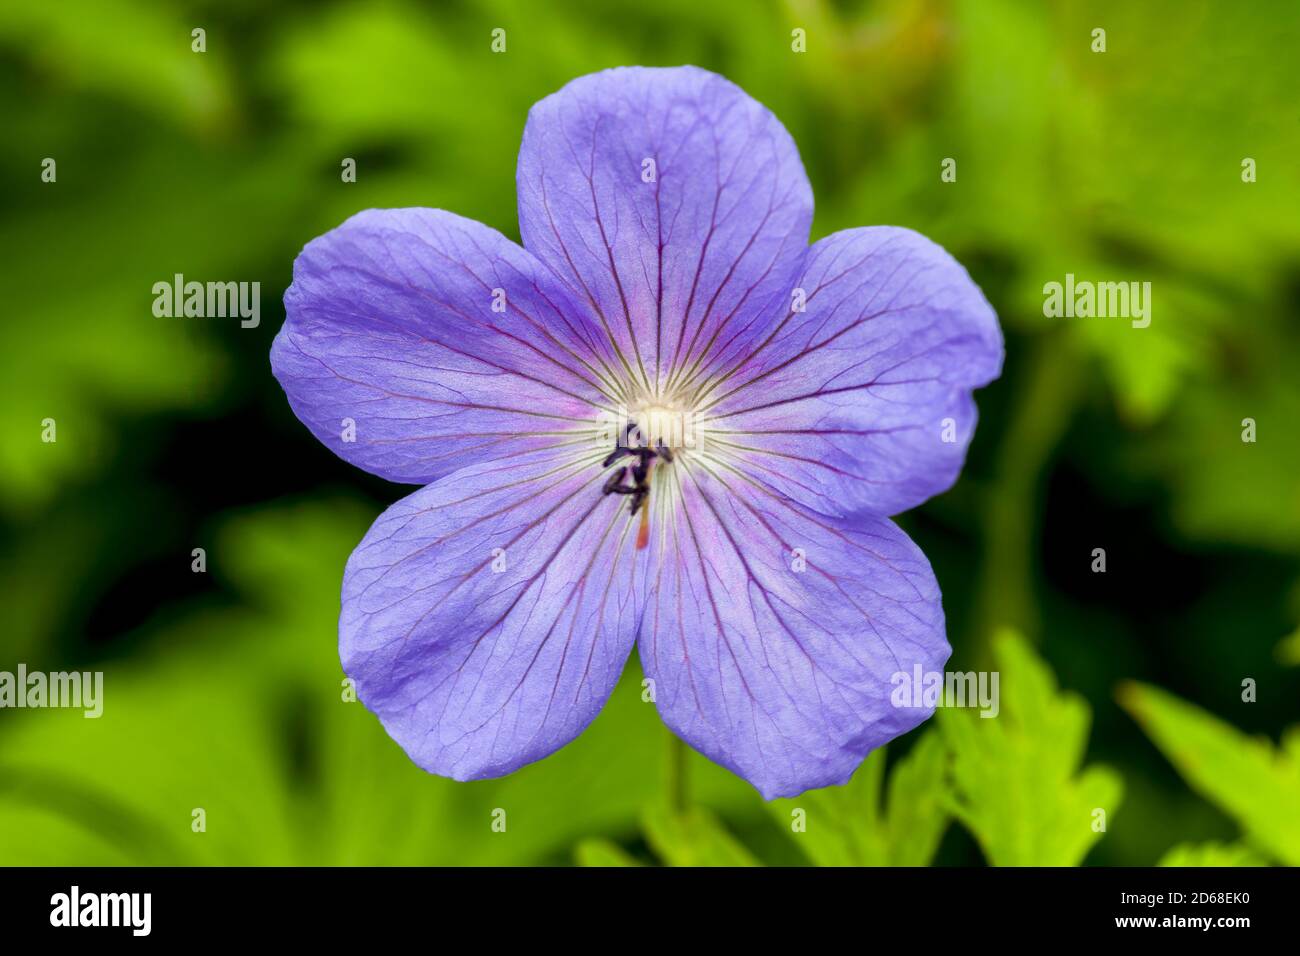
[698,227,1003,518]
[517,66,813,397]
[640,460,949,799]
[341,447,648,780]
[272,208,616,484]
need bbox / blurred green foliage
[1,0,1297,866]
[940,631,1123,866]
[767,730,950,866]
[1120,681,1300,866]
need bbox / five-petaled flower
[271,66,1002,799]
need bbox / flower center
[594,389,712,550]
[599,418,673,518]
[626,403,693,453]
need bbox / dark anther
[602,467,629,495]
[601,418,672,516]
[630,448,654,483]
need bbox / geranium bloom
[271,66,1002,798]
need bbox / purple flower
[271,66,1002,799]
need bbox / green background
[1,0,1298,866]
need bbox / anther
[602,447,630,467]
[599,417,675,526]
[602,468,629,495]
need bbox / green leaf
[641,803,760,867]
[1157,842,1268,867]
[574,839,642,867]
[766,730,950,866]
[884,731,953,865]
[768,745,886,866]
[1119,682,1300,866]
[0,802,136,866]
[939,630,1123,865]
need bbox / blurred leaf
[951,0,1300,425]
[1279,628,1300,667]
[939,630,1123,865]
[767,730,949,866]
[270,2,480,146]
[0,0,234,131]
[1146,340,1300,554]
[641,803,760,867]
[0,802,135,866]
[769,744,885,866]
[0,651,301,865]
[885,731,953,865]
[574,839,642,867]
[1119,681,1300,866]
[1157,842,1267,867]
[0,146,313,513]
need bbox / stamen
[636,494,651,549]
[602,447,630,467]
[597,417,673,551]
[602,467,629,495]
